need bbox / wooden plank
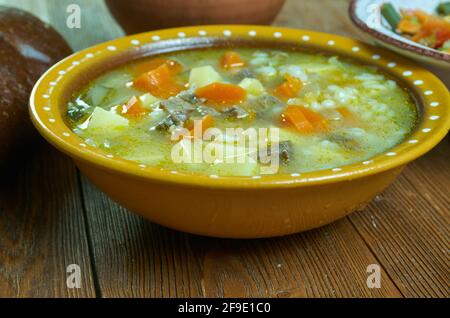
[349,140,450,298]
[79,176,204,298]
[200,219,402,297]
[275,0,360,39]
[0,142,96,297]
[81,176,401,298]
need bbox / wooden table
[0,0,448,298]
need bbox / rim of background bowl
[29,25,450,189]
[348,0,450,64]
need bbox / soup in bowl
[30,26,450,238]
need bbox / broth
[67,47,417,176]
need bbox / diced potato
[171,139,258,176]
[88,107,128,131]
[238,78,265,96]
[188,66,222,88]
[139,93,160,109]
[208,142,258,176]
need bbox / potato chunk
[138,93,160,109]
[88,107,128,131]
[238,78,265,96]
[188,66,222,88]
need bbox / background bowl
[29,26,450,238]
[349,0,450,85]
[106,0,286,34]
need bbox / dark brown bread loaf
[0,6,72,162]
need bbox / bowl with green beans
[349,0,450,75]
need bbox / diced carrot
[337,107,353,118]
[119,96,147,118]
[300,107,328,131]
[196,83,246,107]
[281,105,314,133]
[411,29,429,42]
[281,105,327,133]
[397,19,421,34]
[134,63,171,90]
[434,28,450,48]
[413,10,430,24]
[185,114,215,138]
[411,17,450,48]
[274,75,303,100]
[134,63,183,98]
[132,58,182,76]
[220,51,245,69]
[176,115,215,141]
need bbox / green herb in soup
[67,48,417,176]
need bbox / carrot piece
[176,115,215,141]
[132,58,182,76]
[274,75,303,100]
[413,10,430,24]
[397,19,421,34]
[195,83,246,107]
[280,105,314,133]
[300,107,328,131]
[185,114,215,137]
[337,107,353,118]
[220,51,245,69]
[281,105,327,133]
[134,63,183,98]
[119,96,147,118]
[435,28,450,48]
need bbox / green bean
[437,2,450,15]
[381,3,401,30]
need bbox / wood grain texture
[275,0,361,39]
[0,0,447,298]
[80,175,401,298]
[0,143,96,297]
[349,139,450,298]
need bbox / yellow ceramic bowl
[29,26,450,238]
